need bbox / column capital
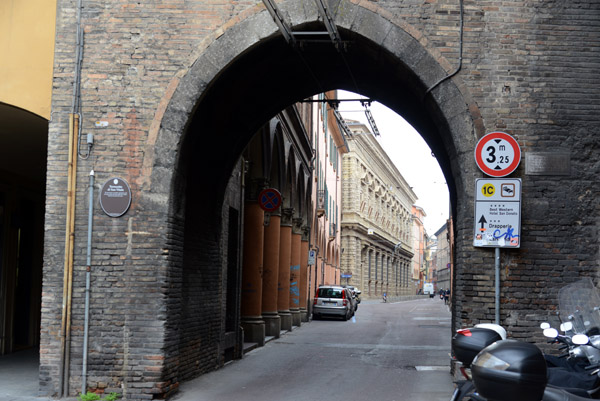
[292,218,303,234]
[301,226,310,241]
[246,178,269,202]
[281,208,294,225]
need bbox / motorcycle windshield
[558,277,600,336]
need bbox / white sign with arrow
[473,178,522,248]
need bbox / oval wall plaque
[99,177,132,217]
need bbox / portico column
[262,211,281,337]
[240,201,265,345]
[299,227,309,322]
[289,218,302,327]
[278,208,293,331]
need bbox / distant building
[412,205,428,292]
[310,91,348,294]
[340,118,416,299]
[432,222,451,292]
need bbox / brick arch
[148,0,480,208]
[151,0,480,391]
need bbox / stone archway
[150,0,479,391]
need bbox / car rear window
[317,288,344,298]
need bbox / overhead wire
[262,0,377,139]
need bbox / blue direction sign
[258,188,282,212]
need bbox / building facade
[309,92,347,298]
[411,206,428,293]
[340,120,416,300]
[238,103,314,349]
[1,0,598,399]
[432,222,451,292]
[0,0,56,356]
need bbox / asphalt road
[174,298,454,401]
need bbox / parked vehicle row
[312,285,360,321]
[451,278,600,401]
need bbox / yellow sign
[481,183,495,197]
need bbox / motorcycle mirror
[572,334,590,345]
[543,328,559,338]
[540,322,550,329]
[560,322,573,332]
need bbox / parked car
[343,285,361,308]
[313,285,355,321]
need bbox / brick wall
[42,0,600,398]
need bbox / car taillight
[313,291,319,305]
[343,300,347,306]
[457,329,472,337]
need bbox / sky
[337,91,450,236]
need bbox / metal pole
[82,170,94,395]
[495,247,500,325]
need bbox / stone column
[289,218,302,327]
[240,201,265,345]
[278,208,293,331]
[262,211,281,337]
[299,227,309,322]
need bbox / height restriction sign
[474,178,521,248]
[474,132,521,177]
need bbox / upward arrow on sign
[478,215,487,230]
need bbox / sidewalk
[0,348,56,401]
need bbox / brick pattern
[42,0,600,398]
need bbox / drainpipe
[59,113,79,397]
[81,170,94,395]
[60,0,84,395]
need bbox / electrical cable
[424,0,464,97]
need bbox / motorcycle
[451,324,507,401]
[451,278,600,400]
[471,339,598,401]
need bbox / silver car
[312,285,355,321]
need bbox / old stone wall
[42,0,600,398]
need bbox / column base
[279,311,292,331]
[262,312,281,338]
[300,308,308,323]
[291,309,301,327]
[241,317,265,346]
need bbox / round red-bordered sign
[474,132,521,177]
[258,188,282,212]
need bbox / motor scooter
[470,339,599,401]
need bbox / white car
[313,285,355,321]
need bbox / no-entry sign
[474,132,521,177]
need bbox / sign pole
[473,131,522,327]
[495,247,500,325]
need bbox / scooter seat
[544,385,595,401]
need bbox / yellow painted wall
[0,0,56,120]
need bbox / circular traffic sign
[474,132,521,177]
[258,188,282,212]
